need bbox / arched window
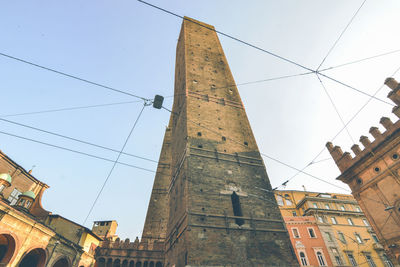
[316,252,326,266]
[299,252,308,266]
[19,248,47,267]
[0,234,16,265]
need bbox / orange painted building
[285,216,333,267]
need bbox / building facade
[0,149,101,267]
[276,190,394,267]
[327,77,400,265]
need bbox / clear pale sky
[1,1,399,239]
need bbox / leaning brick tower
[150,17,298,267]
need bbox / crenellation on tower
[327,77,400,263]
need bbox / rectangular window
[347,218,354,225]
[355,233,363,244]
[355,206,361,212]
[338,232,346,243]
[292,211,297,217]
[365,254,377,267]
[331,217,337,224]
[313,203,318,208]
[347,253,357,266]
[325,232,333,241]
[372,234,379,243]
[383,254,394,267]
[335,256,342,265]
[292,228,300,238]
[231,192,244,226]
[340,205,345,211]
[325,204,330,209]
[8,188,21,205]
[276,196,284,206]
[285,194,293,205]
[363,219,370,226]
[318,216,324,223]
[308,228,316,238]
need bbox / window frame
[298,251,309,266]
[331,217,337,224]
[316,251,327,267]
[347,218,354,225]
[8,188,22,205]
[292,227,300,238]
[307,227,316,238]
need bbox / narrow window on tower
[231,192,244,226]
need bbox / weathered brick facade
[95,16,299,267]
[327,78,400,265]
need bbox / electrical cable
[319,48,400,72]
[318,72,395,106]
[316,73,355,143]
[83,103,148,225]
[317,0,367,71]
[0,100,143,118]
[161,106,351,192]
[278,65,400,190]
[164,71,314,99]
[137,0,394,107]
[0,130,156,173]
[137,0,315,73]
[0,52,149,101]
[0,117,159,163]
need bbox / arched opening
[52,257,70,267]
[97,258,106,267]
[0,234,16,264]
[155,262,162,267]
[136,262,142,267]
[18,248,46,267]
[143,261,148,267]
[113,259,121,267]
[129,261,134,267]
[149,262,154,267]
[122,260,128,267]
[106,258,113,267]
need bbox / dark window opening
[198,144,203,148]
[197,132,202,137]
[222,136,226,141]
[231,192,244,226]
[244,141,248,146]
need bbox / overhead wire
[0,52,149,101]
[164,71,314,99]
[83,103,148,225]
[137,0,314,73]
[0,130,156,173]
[161,106,350,192]
[0,117,159,163]
[316,73,355,143]
[137,0,394,107]
[316,0,367,71]
[0,100,143,118]
[318,48,400,72]
[279,64,400,189]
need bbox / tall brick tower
[155,17,298,266]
